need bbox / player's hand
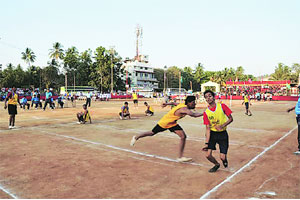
[4,105,7,109]
[215,125,223,131]
[161,103,167,108]
[202,144,209,151]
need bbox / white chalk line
[199,125,297,199]
[0,181,18,199]
[90,124,267,149]
[34,130,231,171]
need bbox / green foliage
[270,63,291,81]
[2,41,300,92]
[21,48,36,67]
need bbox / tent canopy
[201,81,220,93]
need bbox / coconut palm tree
[49,42,64,61]
[21,48,36,67]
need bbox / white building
[121,55,158,97]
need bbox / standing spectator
[86,91,91,107]
[4,87,21,129]
[43,89,54,110]
[37,92,42,108]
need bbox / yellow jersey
[205,103,228,132]
[149,105,154,112]
[84,110,90,122]
[8,92,18,105]
[158,103,186,128]
[120,106,129,113]
[244,95,249,103]
[132,93,138,100]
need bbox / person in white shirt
[86,91,92,107]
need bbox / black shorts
[146,110,154,115]
[119,112,130,117]
[152,124,183,134]
[133,100,138,104]
[245,102,249,109]
[8,104,17,115]
[208,130,229,154]
[79,115,84,122]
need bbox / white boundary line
[37,131,232,171]
[199,125,297,199]
[0,182,18,199]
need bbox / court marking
[0,182,18,199]
[33,129,232,172]
[199,125,297,199]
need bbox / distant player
[202,90,233,173]
[144,102,154,116]
[130,96,203,162]
[4,87,21,129]
[119,102,131,120]
[77,104,92,124]
[132,91,138,108]
[242,92,252,116]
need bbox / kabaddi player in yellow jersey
[242,92,252,116]
[130,96,203,162]
[132,91,138,109]
[202,90,233,173]
[4,87,21,129]
[144,102,154,116]
[77,104,92,124]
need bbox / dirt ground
[0,98,299,199]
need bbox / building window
[136,72,138,76]
[145,67,148,70]
[145,73,148,77]
[140,67,143,70]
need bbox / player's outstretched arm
[183,108,203,118]
[162,102,178,108]
[287,106,296,112]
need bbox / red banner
[226,80,290,86]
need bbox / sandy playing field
[0,98,299,199]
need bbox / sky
[0,0,300,76]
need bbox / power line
[0,37,49,57]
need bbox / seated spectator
[57,96,64,108]
[21,97,30,110]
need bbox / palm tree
[270,63,291,80]
[21,48,36,67]
[49,42,64,61]
[49,42,65,89]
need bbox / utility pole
[109,46,115,94]
[164,65,167,95]
[179,71,181,103]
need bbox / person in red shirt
[202,90,233,173]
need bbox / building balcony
[137,77,158,82]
